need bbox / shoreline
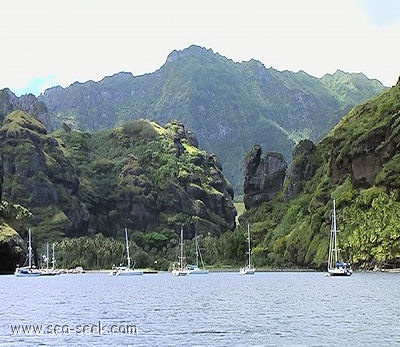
[83,268,320,274]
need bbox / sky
[1,0,400,96]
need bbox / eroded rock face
[0,149,2,201]
[328,113,400,189]
[243,145,287,209]
[283,139,316,201]
[0,88,52,130]
[0,111,89,238]
[0,227,25,274]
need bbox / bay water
[1,271,399,346]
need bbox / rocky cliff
[62,119,237,238]
[243,145,287,209]
[0,112,236,272]
[283,139,317,201]
[0,88,51,129]
[0,110,90,240]
[240,77,400,270]
[0,225,25,273]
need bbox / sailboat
[40,242,60,276]
[114,228,143,276]
[172,226,190,276]
[327,199,352,276]
[15,229,41,277]
[187,233,209,275]
[239,224,255,275]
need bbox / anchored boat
[327,200,352,276]
[15,229,41,277]
[172,226,190,276]
[113,228,143,276]
[239,224,255,275]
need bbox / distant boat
[113,228,143,276]
[239,224,255,275]
[172,226,190,276]
[15,229,41,277]
[187,233,209,275]
[327,200,352,276]
[40,242,61,276]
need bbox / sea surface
[1,271,399,346]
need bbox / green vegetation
[0,113,238,271]
[38,45,385,193]
[239,80,400,270]
[0,56,394,271]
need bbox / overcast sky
[2,0,400,96]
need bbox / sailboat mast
[328,216,333,269]
[52,243,56,271]
[28,229,32,268]
[180,226,184,270]
[333,199,338,263]
[248,224,251,267]
[125,228,131,269]
[46,242,49,270]
[195,233,199,267]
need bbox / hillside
[36,45,386,193]
[241,78,400,270]
[0,112,236,271]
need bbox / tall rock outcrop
[283,139,317,201]
[243,145,287,209]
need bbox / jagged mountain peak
[1,45,386,193]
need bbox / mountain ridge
[4,45,387,193]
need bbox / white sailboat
[40,242,60,276]
[327,199,352,276]
[239,224,255,275]
[114,228,143,276]
[172,226,189,276]
[187,233,209,275]
[15,229,41,277]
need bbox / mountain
[0,112,236,271]
[0,88,51,126]
[241,77,400,270]
[36,45,386,193]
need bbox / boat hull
[171,269,189,276]
[328,269,352,276]
[15,268,41,277]
[189,270,209,275]
[40,271,60,276]
[187,266,209,275]
[116,269,143,276]
[239,267,256,275]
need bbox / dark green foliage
[240,81,400,270]
[0,112,237,270]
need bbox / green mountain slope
[37,45,386,193]
[0,112,236,271]
[241,78,400,270]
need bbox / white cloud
[1,0,399,96]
